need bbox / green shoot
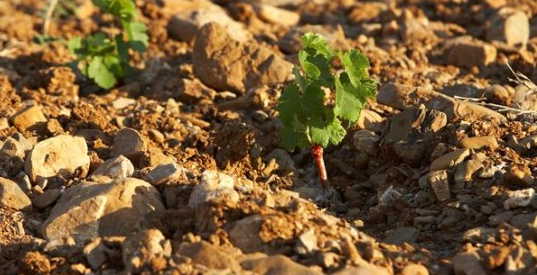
[277,33,377,186]
[68,0,148,89]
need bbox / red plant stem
[311,144,328,187]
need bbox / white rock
[91,155,134,179]
[295,229,318,255]
[168,3,251,43]
[504,188,535,210]
[42,177,165,243]
[0,177,32,210]
[253,4,300,27]
[188,170,239,208]
[146,162,186,185]
[25,135,90,183]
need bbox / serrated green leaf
[338,49,370,87]
[280,115,310,151]
[88,56,117,89]
[277,83,302,124]
[277,32,377,152]
[300,32,335,59]
[93,0,136,20]
[310,113,346,148]
[67,37,82,53]
[298,48,334,87]
[124,21,148,52]
[334,72,366,124]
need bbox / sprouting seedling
[277,33,377,187]
[67,0,148,89]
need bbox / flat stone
[241,255,323,275]
[377,83,506,122]
[32,188,61,209]
[0,117,8,130]
[295,229,318,255]
[430,149,470,171]
[253,4,300,27]
[110,128,147,162]
[11,105,47,134]
[489,211,514,226]
[25,135,90,183]
[188,170,239,208]
[504,188,535,210]
[356,109,385,132]
[91,155,134,180]
[176,241,239,270]
[0,177,31,210]
[454,159,484,186]
[146,162,185,185]
[505,164,534,187]
[382,105,447,165]
[453,252,487,275]
[353,130,380,156]
[193,22,292,93]
[446,38,497,68]
[168,3,251,43]
[486,8,530,47]
[460,136,498,151]
[228,215,264,253]
[428,170,450,202]
[42,177,165,243]
[384,227,419,245]
[0,133,33,159]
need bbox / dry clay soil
[1,0,537,274]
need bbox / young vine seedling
[277,33,377,187]
[67,0,148,89]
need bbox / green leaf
[280,115,310,151]
[334,72,366,124]
[67,36,82,53]
[310,113,346,148]
[93,0,136,20]
[277,32,377,152]
[300,32,335,59]
[338,49,370,87]
[124,21,148,52]
[88,56,117,89]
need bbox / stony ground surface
[1,0,537,274]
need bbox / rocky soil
[1,0,537,274]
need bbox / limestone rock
[42,177,165,243]
[110,128,147,162]
[146,162,186,185]
[90,155,134,180]
[188,170,239,208]
[11,105,47,134]
[168,2,251,43]
[25,135,90,183]
[430,149,470,171]
[446,38,497,68]
[253,4,300,27]
[193,22,292,93]
[176,241,239,270]
[486,8,530,47]
[0,177,31,210]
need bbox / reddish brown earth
[1,0,537,274]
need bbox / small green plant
[277,33,377,186]
[67,0,148,89]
